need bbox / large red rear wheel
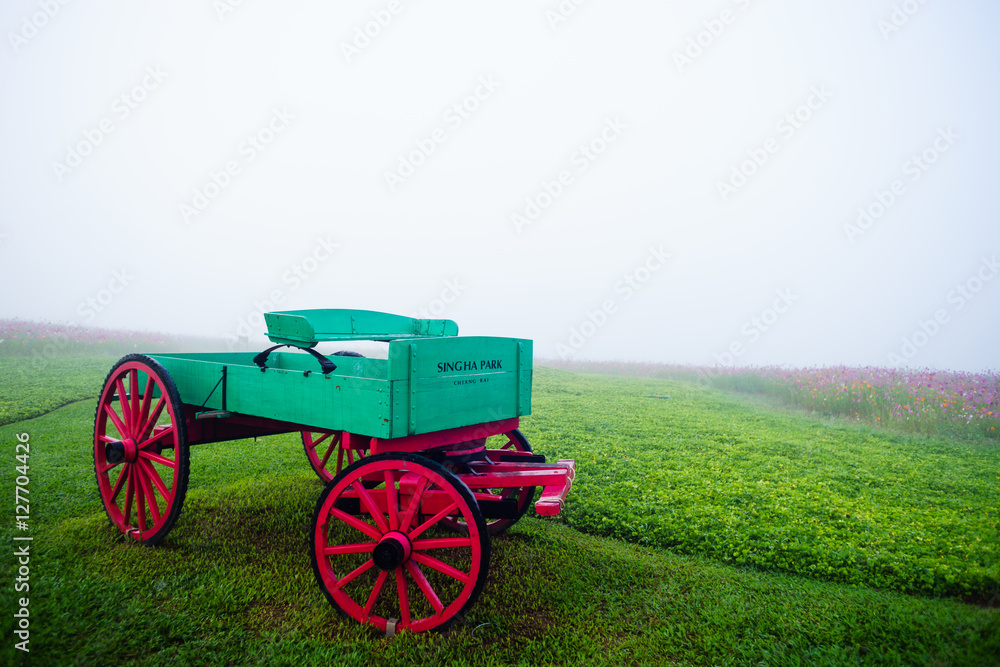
[93,354,189,545]
[311,453,490,634]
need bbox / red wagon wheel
[302,431,366,483]
[311,453,490,634]
[443,429,536,536]
[93,354,189,545]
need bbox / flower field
[544,360,1000,440]
[0,319,223,358]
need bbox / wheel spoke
[98,459,121,474]
[319,433,339,468]
[395,567,411,627]
[138,375,154,433]
[384,470,399,531]
[410,552,470,584]
[137,458,167,515]
[328,506,382,541]
[129,370,141,433]
[103,403,129,440]
[404,561,445,614]
[335,558,376,590]
[122,466,136,528]
[310,431,333,450]
[353,481,389,534]
[398,476,429,533]
[409,501,459,541]
[323,542,376,556]
[109,464,128,502]
[411,537,473,550]
[135,472,147,532]
[139,448,177,468]
[116,378,133,434]
[137,392,164,442]
[138,460,160,526]
[138,424,174,451]
[363,570,389,616]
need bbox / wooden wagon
[93,309,575,633]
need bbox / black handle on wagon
[252,344,337,375]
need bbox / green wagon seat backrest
[264,309,459,346]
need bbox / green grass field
[1,357,997,665]
[0,356,114,426]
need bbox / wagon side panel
[150,353,392,438]
[387,337,532,437]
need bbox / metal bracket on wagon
[253,343,337,375]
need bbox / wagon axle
[372,531,413,571]
[104,438,169,465]
[103,439,131,465]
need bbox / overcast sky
[1,1,998,371]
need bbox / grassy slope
[528,368,999,599]
[0,356,114,425]
[0,361,997,665]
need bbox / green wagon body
[149,334,532,439]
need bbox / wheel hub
[372,531,412,571]
[105,438,138,464]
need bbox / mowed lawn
[0,358,997,665]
